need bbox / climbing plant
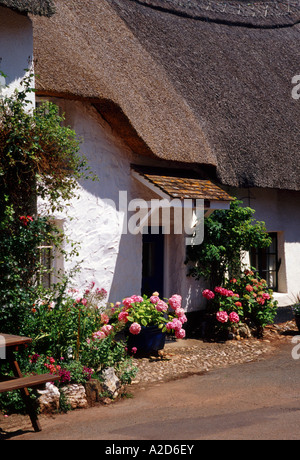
[0,71,90,217]
[0,72,90,334]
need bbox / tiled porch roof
[131,166,233,202]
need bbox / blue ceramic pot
[127,325,166,355]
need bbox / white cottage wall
[0,6,35,105]
[233,187,300,307]
[49,99,146,304]
[164,233,205,312]
[45,99,164,302]
[45,99,206,311]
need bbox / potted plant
[110,293,187,355]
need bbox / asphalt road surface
[9,340,300,441]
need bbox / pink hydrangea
[155,300,168,312]
[118,311,129,322]
[168,294,182,310]
[175,328,186,339]
[101,324,113,336]
[202,289,215,300]
[167,318,182,331]
[166,321,175,330]
[123,297,134,309]
[229,312,240,323]
[216,311,229,323]
[263,293,271,300]
[150,295,160,304]
[214,287,234,297]
[92,330,106,340]
[131,295,143,303]
[178,314,187,324]
[129,322,141,335]
[175,307,185,317]
[174,308,187,324]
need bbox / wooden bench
[0,333,60,432]
[0,373,60,393]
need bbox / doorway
[142,228,164,297]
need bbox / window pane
[39,246,52,289]
[269,235,277,253]
[267,254,277,271]
[265,271,276,290]
[250,232,278,291]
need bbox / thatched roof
[33,0,300,190]
[0,0,55,16]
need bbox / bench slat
[0,374,60,393]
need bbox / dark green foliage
[186,199,272,288]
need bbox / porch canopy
[131,165,233,214]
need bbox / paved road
[10,340,300,440]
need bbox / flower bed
[202,270,278,339]
[0,284,187,414]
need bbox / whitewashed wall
[45,99,205,311]
[0,7,35,106]
[48,99,143,304]
[231,187,300,306]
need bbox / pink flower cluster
[129,322,141,335]
[168,294,182,310]
[165,295,187,339]
[202,289,215,300]
[118,310,129,323]
[216,311,240,324]
[91,324,113,341]
[76,297,88,305]
[123,295,143,309]
[150,295,160,304]
[257,292,271,305]
[166,317,186,339]
[119,292,187,339]
[214,286,236,297]
[155,299,168,312]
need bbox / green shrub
[202,269,278,337]
[186,199,272,288]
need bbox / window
[36,220,65,289]
[250,232,280,291]
[38,242,53,289]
